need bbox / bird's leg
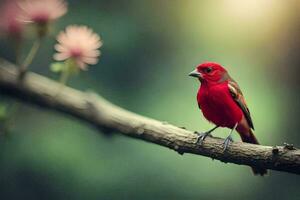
[223,123,238,151]
[195,126,219,145]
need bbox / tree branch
[0,58,299,175]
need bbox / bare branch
[0,58,299,175]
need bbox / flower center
[32,13,50,24]
[70,48,83,58]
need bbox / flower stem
[55,59,77,96]
[55,64,71,95]
[19,38,41,78]
[11,37,22,66]
[59,67,70,86]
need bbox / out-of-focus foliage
[0,0,300,199]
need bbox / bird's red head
[189,62,228,83]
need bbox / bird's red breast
[197,81,243,129]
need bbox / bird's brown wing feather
[228,80,254,130]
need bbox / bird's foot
[195,131,212,145]
[223,135,234,151]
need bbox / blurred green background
[1,0,300,199]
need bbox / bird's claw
[195,131,212,145]
[223,135,234,151]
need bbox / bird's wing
[228,80,254,130]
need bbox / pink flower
[19,0,67,25]
[0,0,24,38]
[54,25,102,70]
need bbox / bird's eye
[203,67,213,73]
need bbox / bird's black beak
[189,69,202,79]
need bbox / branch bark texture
[0,59,299,175]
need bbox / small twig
[284,143,296,150]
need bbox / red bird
[189,62,267,176]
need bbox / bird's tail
[238,129,268,176]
